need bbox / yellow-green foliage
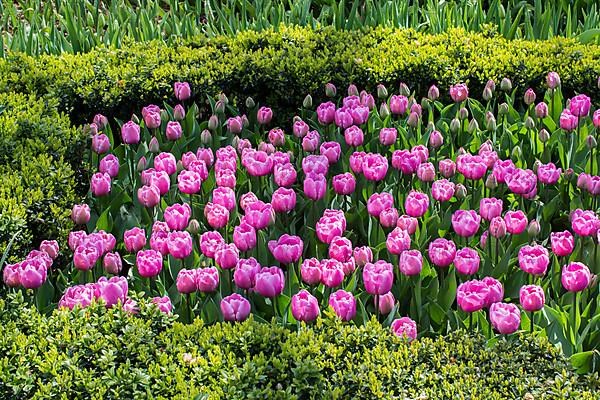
[0,92,85,261]
[0,26,599,125]
[0,295,597,399]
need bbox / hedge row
[0,294,597,399]
[0,92,85,261]
[1,26,600,126]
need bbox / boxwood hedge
[0,294,597,399]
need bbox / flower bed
[5,74,600,372]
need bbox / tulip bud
[498,103,509,115]
[215,100,226,114]
[399,82,410,96]
[535,102,548,119]
[187,219,200,234]
[173,104,186,121]
[218,93,229,105]
[131,114,140,124]
[428,85,439,100]
[201,129,212,144]
[500,78,512,92]
[176,160,184,174]
[485,79,496,93]
[587,135,597,149]
[429,130,443,148]
[525,117,535,129]
[565,168,574,181]
[482,87,493,101]
[137,156,147,172]
[379,102,390,118]
[87,123,98,136]
[485,174,497,189]
[524,89,536,105]
[532,160,541,174]
[245,97,255,109]
[421,97,430,110]
[149,136,160,153]
[457,147,467,156]
[527,220,540,238]
[231,135,240,149]
[377,84,388,99]
[459,107,469,120]
[486,114,497,131]
[450,118,461,133]
[303,94,313,108]
[511,145,522,159]
[160,109,169,122]
[407,112,419,127]
[208,115,219,131]
[325,82,337,97]
[348,84,359,96]
[547,72,560,90]
[455,184,467,199]
[539,128,550,143]
[467,119,479,134]
[241,114,249,128]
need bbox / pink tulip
[334,107,354,129]
[367,192,394,218]
[226,116,243,134]
[302,130,320,152]
[221,293,251,322]
[519,285,545,312]
[245,201,275,231]
[353,246,373,268]
[93,114,108,129]
[177,170,201,195]
[58,284,96,310]
[328,236,353,262]
[124,227,146,253]
[504,210,528,234]
[479,198,503,221]
[432,179,455,202]
[92,133,111,154]
[392,150,420,175]
[396,215,418,235]
[328,289,356,321]
[165,121,183,141]
[121,120,140,144]
[399,249,423,276]
[301,258,322,286]
[233,221,257,252]
[103,252,122,275]
[379,128,397,146]
[268,234,303,264]
[98,154,119,178]
[90,172,111,196]
[391,317,417,341]
[416,162,435,182]
[569,94,591,117]
[332,173,356,195]
[154,152,177,176]
[195,267,219,293]
[303,173,327,201]
[344,125,364,147]
[257,106,273,125]
[271,187,296,213]
[450,83,468,102]
[320,141,341,164]
[254,266,285,298]
[174,82,191,101]
[546,72,560,89]
[164,203,191,231]
[456,154,487,180]
[379,207,399,228]
[452,210,481,237]
[71,204,91,225]
[199,231,224,259]
[377,292,395,314]
[94,276,128,307]
[234,258,261,289]
[454,247,480,275]
[136,249,163,278]
[489,216,507,238]
[151,296,173,314]
[550,231,574,257]
[537,162,561,185]
[274,163,297,187]
[428,238,456,268]
[167,231,193,259]
[386,227,411,255]
[3,262,21,287]
[429,130,443,148]
[141,169,170,195]
[439,159,456,178]
[39,240,59,259]
[137,185,161,208]
[389,95,408,115]
[363,260,394,295]
[242,149,273,177]
[204,202,230,229]
[268,128,285,146]
[19,260,46,289]
[490,303,521,334]
[518,245,549,276]
[457,280,489,312]
[570,209,600,236]
[561,262,591,292]
[559,109,578,131]
[593,109,600,128]
[405,191,429,217]
[362,153,388,181]
[506,168,537,196]
[319,258,344,288]
[293,120,309,138]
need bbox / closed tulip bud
[218,93,228,105]
[499,103,509,115]
[455,183,467,199]
[524,88,536,105]
[429,130,443,148]
[245,96,255,109]
[407,112,419,127]
[539,128,550,143]
[565,168,574,181]
[160,109,169,122]
[379,102,390,118]
[467,119,479,134]
[325,82,337,97]
[399,82,410,96]
[87,123,98,136]
[500,78,512,91]
[485,174,497,189]
[148,136,160,153]
[586,135,597,149]
[347,84,359,96]
[527,220,540,238]
[459,107,469,120]
[482,87,493,101]
[303,94,313,108]
[187,219,200,234]
[241,114,249,127]
[131,114,140,124]
[215,100,225,114]
[547,72,560,89]
[376,84,388,99]
[201,129,212,144]
[208,115,219,131]
[525,116,535,129]
[173,104,186,121]
[486,115,497,131]
[450,118,461,133]
[137,156,147,172]
[428,85,440,100]
[512,145,522,160]
[535,102,548,119]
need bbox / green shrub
[0,294,597,399]
[1,26,599,126]
[0,92,86,261]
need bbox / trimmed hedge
[0,294,597,399]
[0,92,85,261]
[1,26,600,126]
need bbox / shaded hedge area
[0,294,597,399]
[0,92,85,261]
[1,26,599,126]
